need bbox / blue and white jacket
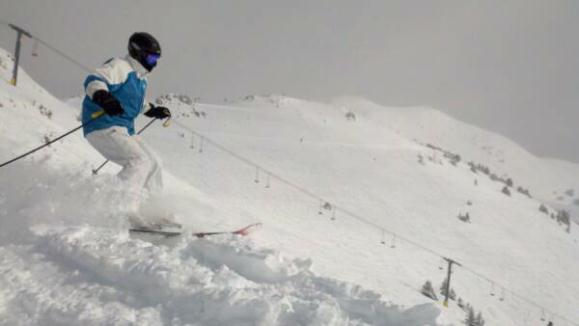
[82,55,151,136]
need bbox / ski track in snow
[0,226,439,326]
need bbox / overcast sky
[1,0,578,163]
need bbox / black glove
[92,90,124,116]
[144,104,171,119]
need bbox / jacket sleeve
[141,101,153,113]
[84,58,130,99]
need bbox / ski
[130,222,262,238]
[129,227,182,237]
[129,219,183,237]
[193,223,262,238]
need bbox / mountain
[333,96,579,222]
[1,47,578,325]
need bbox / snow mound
[0,225,441,326]
[0,157,440,325]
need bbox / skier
[81,32,174,229]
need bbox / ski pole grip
[91,110,105,119]
[162,116,172,127]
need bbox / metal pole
[8,24,31,86]
[10,31,22,85]
[443,257,461,307]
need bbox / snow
[0,49,440,325]
[25,225,437,326]
[332,96,579,222]
[1,46,579,325]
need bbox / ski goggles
[145,53,161,66]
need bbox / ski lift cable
[30,35,92,73]
[0,21,91,73]
[459,264,578,326]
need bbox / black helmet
[128,32,161,72]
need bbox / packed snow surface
[1,47,579,325]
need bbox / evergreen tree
[475,312,485,326]
[421,280,438,300]
[465,307,476,326]
[557,209,570,226]
[457,297,465,309]
[449,288,457,300]
[502,186,511,196]
[506,178,513,187]
[458,212,471,223]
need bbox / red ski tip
[193,223,262,238]
[233,223,262,236]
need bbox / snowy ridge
[333,96,579,218]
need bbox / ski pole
[0,110,105,169]
[91,117,166,175]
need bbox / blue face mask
[145,53,160,66]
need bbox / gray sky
[1,0,578,162]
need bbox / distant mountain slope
[334,96,579,220]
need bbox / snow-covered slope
[1,45,578,326]
[333,96,579,221]
[149,94,579,325]
[0,50,440,325]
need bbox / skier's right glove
[92,90,124,116]
[144,105,171,119]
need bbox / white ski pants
[87,126,163,213]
